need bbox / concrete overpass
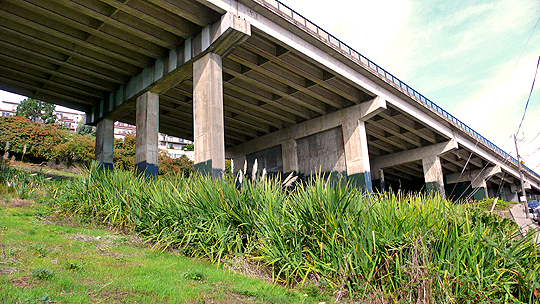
[1,0,539,201]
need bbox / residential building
[1,100,193,160]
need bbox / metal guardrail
[264,0,540,180]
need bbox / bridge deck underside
[0,0,221,110]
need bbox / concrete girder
[96,0,199,38]
[167,81,296,133]
[9,0,164,58]
[455,149,484,168]
[0,5,149,68]
[0,40,126,85]
[65,0,177,47]
[0,64,103,100]
[222,82,298,124]
[377,112,437,144]
[241,41,364,103]
[366,118,422,148]
[365,127,410,151]
[89,12,251,124]
[0,50,115,94]
[222,59,328,114]
[227,50,345,109]
[146,0,220,27]
[0,24,135,77]
[222,69,315,119]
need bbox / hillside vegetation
[1,161,540,303]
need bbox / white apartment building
[0,100,83,131]
[1,100,194,160]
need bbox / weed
[32,267,53,280]
[64,260,83,271]
[31,243,47,257]
[181,269,206,281]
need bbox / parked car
[527,200,540,222]
[527,200,540,212]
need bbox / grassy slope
[0,200,313,304]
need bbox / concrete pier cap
[371,136,459,197]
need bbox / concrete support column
[193,52,225,178]
[95,118,114,170]
[472,179,488,201]
[342,112,372,193]
[135,91,159,179]
[422,156,445,197]
[372,169,385,192]
[282,139,298,174]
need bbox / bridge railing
[263,0,540,180]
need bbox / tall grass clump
[0,160,58,200]
[54,162,150,228]
[53,165,540,302]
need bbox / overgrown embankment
[51,164,540,303]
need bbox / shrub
[0,116,63,161]
[158,154,193,177]
[0,116,94,166]
[114,134,136,171]
[52,132,95,166]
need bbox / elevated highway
[0,0,538,200]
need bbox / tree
[16,98,56,124]
[76,124,95,136]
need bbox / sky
[278,0,540,169]
[0,0,539,168]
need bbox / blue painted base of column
[348,171,373,194]
[473,187,488,201]
[98,162,113,171]
[135,161,158,179]
[195,160,223,179]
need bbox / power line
[506,17,540,88]
[516,56,540,134]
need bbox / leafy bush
[159,154,193,177]
[0,116,63,161]
[113,134,136,171]
[0,116,94,166]
[114,134,193,176]
[53,132,95,165]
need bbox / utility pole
[514,134,529,219]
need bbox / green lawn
[0,200,315,304]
